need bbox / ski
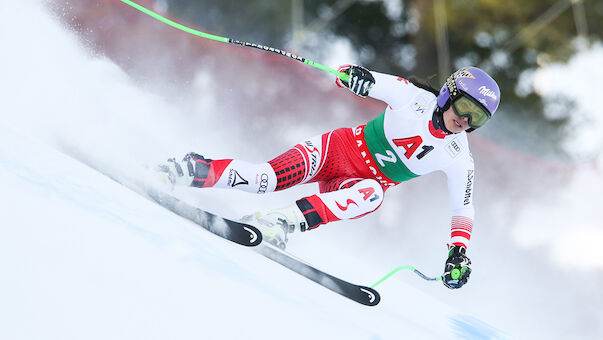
[142,188,262,247]
[76,158,377,304]
[255,244,381,306]
[85,164,262,247]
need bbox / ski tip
[241,224,263,246]
[359,286,381,306]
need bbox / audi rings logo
[257,173,269,194]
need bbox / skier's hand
[335,64,375,97]
[442,245,471,289]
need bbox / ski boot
[157,152,211,187]
[241,205,308,250]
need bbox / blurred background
[148,0,603,161]
[6,0,602,338]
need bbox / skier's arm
[367,71,420,110]
[441,154,475,289]
[443,155,475,249]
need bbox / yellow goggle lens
[452,96,490,128]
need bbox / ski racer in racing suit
[161,65,501,289]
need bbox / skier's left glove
[442,245,472,289]
[335,64,375,97]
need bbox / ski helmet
[437,67,500,129]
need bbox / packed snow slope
[1,0,602,339]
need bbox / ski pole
[372,265,442,288]
[118,0,350,83]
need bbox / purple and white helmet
[437,66,501,119]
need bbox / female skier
[160,65,501,289]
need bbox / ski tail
[71,156,262,247]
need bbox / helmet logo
[478,86,498,100]
[446,76,458,96]
[454,69,475,79]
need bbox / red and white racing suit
[195,71,475,249]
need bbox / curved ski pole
[371,265,443,288]
[118,0,350,83]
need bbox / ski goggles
[451,95,491,129]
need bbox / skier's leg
[234,131,356,248]
[289,127,387,231]
[242,129,383,239]
[295,178,384,231]
[160,130,332,194]
[160,153,279,194]
[237,177,383,248]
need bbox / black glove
[336,64,375,97]
[442,245,472,289]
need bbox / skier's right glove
[335,64,375,97]
[442,245,472,289]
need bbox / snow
[1,0,602,339]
